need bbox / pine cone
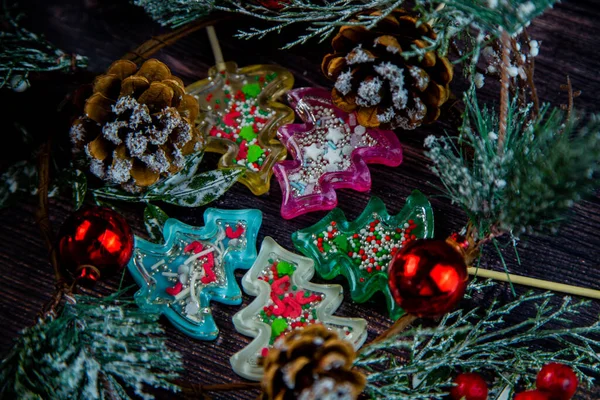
[322,9,453,130]
[70,59,203,192]
[262,325,366,400]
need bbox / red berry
[449,373,488,400]
[536,363,578,400]
[514,390,551,400]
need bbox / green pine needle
[424,89,600,241]
[134,0,557,50]
[133,0,214,28]
[0,2,88,88]
[410,0,557,59]
[357,281,600,399]
[0,293,183,399]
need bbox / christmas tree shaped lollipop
[292,191,434,320]
[186,62,294,195]
[230,236,367,381]
[127,208,262,340]
[274,87,403,219]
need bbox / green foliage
[0,293,182,400]
[133,0,214,28]
[0,3,87,88]
[71,169,87,210]
[357,281,600,399]
[134,0,556,50]
[144,203,169,242]
[135,1,404,47]
[92,167,243,207]
[424,89,600,241]
[411,0,557,59]
[0,160,40,208]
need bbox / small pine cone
[262,325,366,400]
[70,59,204,192]
[322,9,453,130]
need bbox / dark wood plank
[1,1,599,399]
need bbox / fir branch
[0,293,183,399]
[410,0,557,59]
[0,159,41,207]
[357,283,600,399]
[0,2,87,88]
[135,0,558,50]
[136,0,408,48]
[133,0,215,29]
[424,89,600,241]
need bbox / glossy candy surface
[230,236,367,380]
[127,208,262,339]
[292,191,434,319]
[186,62,294,195]
[274,87,403,219]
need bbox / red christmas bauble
[514,390,551,400]
[449,373,488,400]
[57,207,133,282]
[536,363,578,400]
[388,239,467,317]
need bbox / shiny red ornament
[449,373,488,400]
[536,363,578,400]
[57,207,133,283]
[514,390,551,400]
[388,239,467,317]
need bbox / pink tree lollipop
[273,87,403,219]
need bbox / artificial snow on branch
[134,0,558,50]
[357,281,600,399]
[424,88,600,242]
[0,293,183,399]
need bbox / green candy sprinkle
[239,125,257,141]
[247,145,264,163]
[242,83,261,98]
[333,235,348,252]
[271,318,288,338]
[276,261,294,276]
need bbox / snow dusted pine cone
[262,325,366,400]
[322,9,453,130]
[70,59,204,192]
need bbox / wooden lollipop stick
[468,267,600,299]
[206,25,225,69]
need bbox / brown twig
[522,30,540,116]
[560,76,581,121]
[497,30,511,154]
[121,15,230,63]
[36,139,74,318]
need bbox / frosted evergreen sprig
[0,293,183,399]
[424,89,600,242]
[0,2,88,88]
[357,282,600,399]
[408,0,557,60]
[133,0,215,29]
[136,0,409,48]
[134,0,557,50]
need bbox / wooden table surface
[1,1,599,398]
